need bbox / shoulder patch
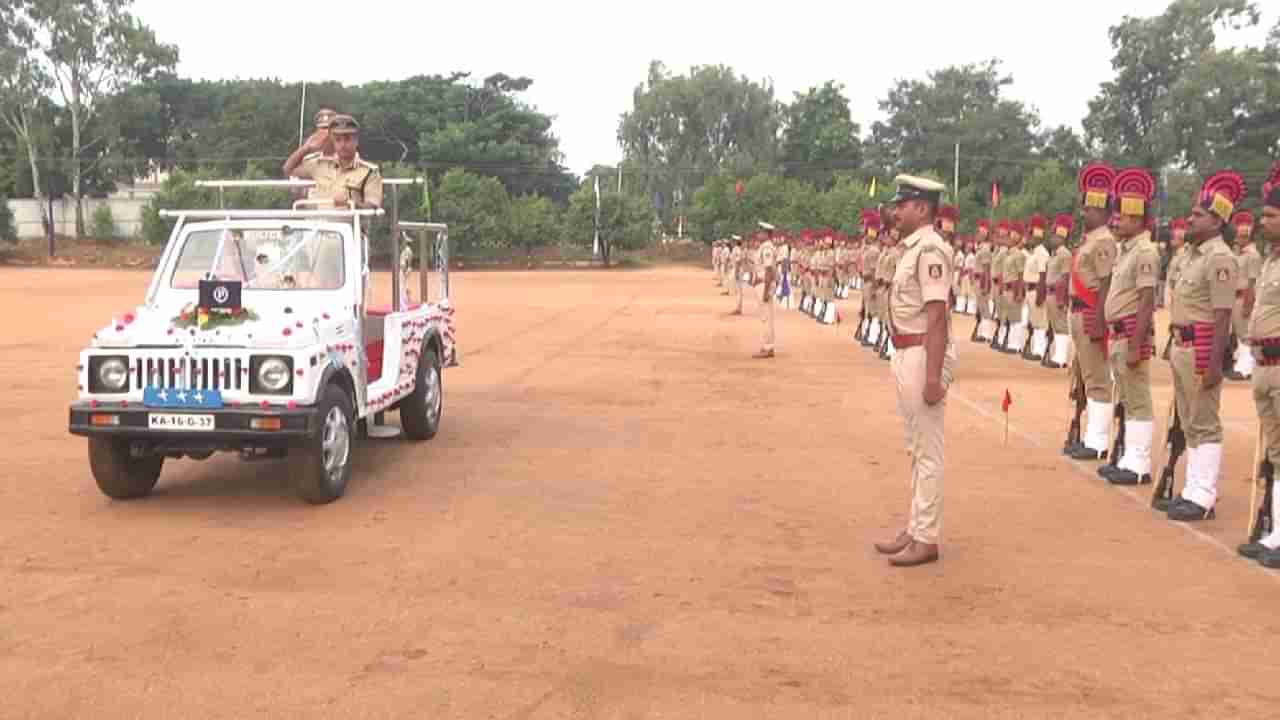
[1216,268,1230,282]
[928,264,943,280]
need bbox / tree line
[621,0,1280,239]
[3,0,1279,256]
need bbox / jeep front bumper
[68,402,318,451]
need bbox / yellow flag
[869,177,877,197]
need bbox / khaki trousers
[1253,364,1280,466]
[1232,297,1248,337]
[1070,312,1112,402]
[1170,343,1224,447]
[1108,337,1153,421]
[759,294,775,351]
[892,344,955,545]
[1047,297,1068,334]
[1030,298,1048,328]
[976,290,989,317]
[735,276,745,312]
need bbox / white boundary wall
[5,197,149,240]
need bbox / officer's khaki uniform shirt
[758,241,777,301]
[1105,231,1159,321]
[863,244,881,281]
[890,227,953,334]
[297,153,384,208]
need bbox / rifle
[1040,327,1055,367]
[1248,423,1275,544]
[1151,401,1184,509]
[1104,378,1125,465]
[1064,362,1085,454]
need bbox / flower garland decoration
[171,302,259,330]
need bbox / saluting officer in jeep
[283,113,383,210]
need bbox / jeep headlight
[252,356,293,394]
[90,356,129,393]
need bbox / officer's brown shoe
[751,349,775,360]
[889,541,940,567]
[874,530,911,555]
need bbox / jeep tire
[89,437,163,500]
[401,344,442,441]
[291,384,355,504]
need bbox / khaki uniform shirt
[890,226,953,334]
[1171,236,1238,325]
[863,245,882,280]
[975,244,992,291]
[297,153,384,208]
[1004,247,1027,296]
[1105,231,1159,320]
[992,247,1008,289]
[1167,245,1188,317]
[730,246,743,275]
[1047,246,1071,284]
[1248,253,1280,340]
[1024,243,1044,283]
[1238,243,1262,290]
[1070,226,1117,302]
[878,246,898,286]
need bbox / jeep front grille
[127,353,247,392]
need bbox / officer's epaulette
[357,159,380,172]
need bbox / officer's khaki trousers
[1232,297,1248,337]
[1108,337,1153,421]
[1170,342,1224,446]
[1253,364,1280,466]
[1070,312,1112,402]
[977,289,989,317]
[759,294,775,351]
[735,275,744,312]
[1030,298,1048,328]
[892,344,954,545]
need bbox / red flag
[991,181,1001,208]
[1002,389,1012,413]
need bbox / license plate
[148,413,215,431]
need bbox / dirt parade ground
[3,265,1279,719]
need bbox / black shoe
[1044,361,1064,369]
[1238,541,1270,559]
[1068,445,1105,461]
[1062,441,1086,456]
[1105,468,1151,486]
[1097,463,1122,480]
[1260,547,1280,569]
[1168,499,1215,522]
[1152,495,1174,512]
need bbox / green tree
[509,194,561,259]
[564,181,652,267]
[1083,0,1263,169]
[993,160,1078,223]
[618,61,782,227]
[780,81,862,188]
[433,168,512,256]
[868,60,1041,213]
[0,17,51,207]
[14,0,178,237]
[140,164,290,245]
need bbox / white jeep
[68,181,455,503]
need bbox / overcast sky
[133,0,1274,176]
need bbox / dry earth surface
[1,266,1277,719]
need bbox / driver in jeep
[281,113,383,210]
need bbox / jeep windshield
[170,227,345,290]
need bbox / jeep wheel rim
[321,406,350,481]
[424,365,441,426]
